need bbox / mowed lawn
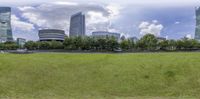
[0,53,200,99]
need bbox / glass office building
[17,38,26,48]
[69,12,85,37]
[195,7,200,40]
[0,7,13,42]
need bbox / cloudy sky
[1,0,200,40]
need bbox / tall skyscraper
[0,7,13,42]
[69,12,85,37]
[195,7,200,40]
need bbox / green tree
[158,40,169,50]
[38,41,51,50]
[2,41,19,50]
[106,36,119,51]
[81,37,93,50]
[137,34,158,51]
[63,37,73,50]
[73,36,83,50]
[24,41,38,50]
[168,40,177,51]
[120,39,134,51]
[190,39,200,49]
[50,41,64,49]
[97,38,107,51]
[90,37,98,50]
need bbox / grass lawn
[0,52,200,99]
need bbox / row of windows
[39,33,65,35]
[39,36,65,39]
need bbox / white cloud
[18,4,76,32]
[139,20,164,36]
[18,6,35,11]
[53,1,78,6]
[175,21,180,24]
[86,11,110,33]
[186,34,192,39]
[11,15,35,31]
[106,4,122,18]
[87,11,109,24]
[152,20,158,24]
[18,3,120,35]
[21,12,47,27]
[86,4,122,33]
[108,28,119,33]
[139,22,150,29]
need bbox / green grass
[0,52,200,99]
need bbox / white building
[92,31,121,41]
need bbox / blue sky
[1,0,200,41]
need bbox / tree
[97,38,107,51]
[90,37,98,50]
[180,38,199,50]
[137,34,158,51]
[120,39,134,51]
[81,37,93,50]
[63,37,73,50]
[158,40,169,50]
[50,41,64,49]
[176,38,199,50]
[190,39,200,50]
[38,41,51,50]
[24,41,38,50]
[1,41,19,50]
[168,40,177,51]
[73,36,83,50]
[106,36,119,51]
[120,40,129,50]
[0,43,4,50]
[176,40,183,50]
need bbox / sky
[1,0,200,41]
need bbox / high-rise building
[69,12,85,37]
[195,7,200,40]
[0,7,13,42]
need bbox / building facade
[38,29,66,41]
[195,7,200,40]
[0,7,13,43]
[17,38,26,48]
[69,12,85,37]
[92,31,121,41]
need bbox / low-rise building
[38,29,66,41]
[92,31,121,41]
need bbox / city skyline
[0,0,200,41]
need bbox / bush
[0,41,19,50]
